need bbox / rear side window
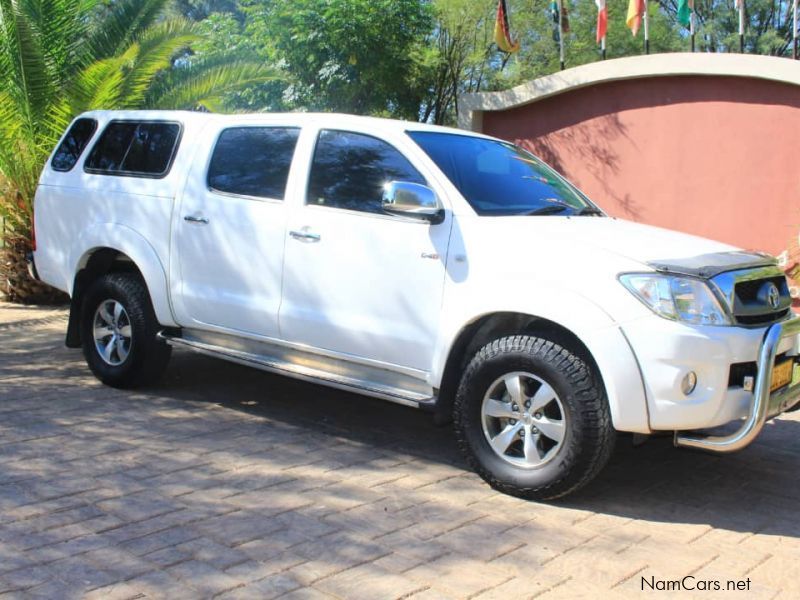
[207,127,300,199]
[51,118,97,172]
[85,121,181,178]
[307,130,426,214]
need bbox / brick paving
[1,301,800,598]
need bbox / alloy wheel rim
[93,299,132,366]
[481,371,566,468]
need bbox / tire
[80,273,171,388]
[453,335,615,500]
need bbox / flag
[734,0,742,7]
[494,0,520,53]
[595,0,607,43]
[677,0,693,27]
[626,0,645,36]
[550,0,570,33]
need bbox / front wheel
[80,273,171,388]
[453,335,615,500]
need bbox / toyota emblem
[763,283,781,309]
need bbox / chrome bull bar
[674,317,800,453]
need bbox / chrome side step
[159,330,437,410]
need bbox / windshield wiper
[524,205,570,216]
[577,207,604,216]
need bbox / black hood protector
[647,251,778,279]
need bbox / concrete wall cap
[458,53,800,130]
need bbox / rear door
[172,122,301,338]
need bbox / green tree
[0,0,274,302]
[241,0,434,117]
[659,0,798,55]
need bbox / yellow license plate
[771,360,794,392]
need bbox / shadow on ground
[2,321,800,597]
[159,346,800,539]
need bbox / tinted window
[307,130,426,214]
[51,118,97,172]
[408,131,595,216]
[207,127,300,199]
[85,121,181,177]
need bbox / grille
[735,276,786,304]
[726,272,792,327]
[736,309,791,326]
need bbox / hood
[471,216,744,268]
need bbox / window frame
[205,125,302,203]
[304,128,430,218]
[50,118,99,173]
[83,119,184,179]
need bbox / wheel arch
[434,310,650,433]
[65,225,176,347]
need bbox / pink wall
[482,76,800,280]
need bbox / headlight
[619,273,731,326]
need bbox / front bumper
[674,318,800,452]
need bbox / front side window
[85,121,181,178]
[207,127,300,200]
[408,131,597,216]
[307,130,426,214]
[51,118,98,172]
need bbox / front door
[173,124,301,338]
[279,128,451,372]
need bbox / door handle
[289,230,321,242]
[184,215,209,225]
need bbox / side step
[159,330,437,410]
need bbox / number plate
[771,359,794,392]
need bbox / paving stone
[314,562,424,600]
[166,559,243,596]
[119,525,201,557]
[172,537,250,570]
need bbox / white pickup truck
[31,110,800,499]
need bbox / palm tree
[0,0,274,302]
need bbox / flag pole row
[494,0,800,68]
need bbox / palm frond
[86,0,169,61]
[0,0,54,131]
[120,18,198,108]
[147,54,277,111]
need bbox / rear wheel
[80,273,171,388]
[453,335,615,500]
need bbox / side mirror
[382,181,444,224]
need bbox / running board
[158,330,437,410]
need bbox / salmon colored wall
[482,75,800,268]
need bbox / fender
[432,282,651,434]
[69,223,177,328]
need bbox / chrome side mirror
[382,181,444,224]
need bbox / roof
[77,109,496,140]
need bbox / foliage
[239,0,433,118]
[0,0,274,301]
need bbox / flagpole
[690,9,695,52]
[602,35,607,60]
[558,0,565,70]
[738,1,745,53]
[643,0,650,54]
[793,0,798,59]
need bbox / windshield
[407,131,600,216]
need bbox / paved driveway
[1,303,799,599]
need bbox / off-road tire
[80,273,171,388]
[453,335,615,500]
